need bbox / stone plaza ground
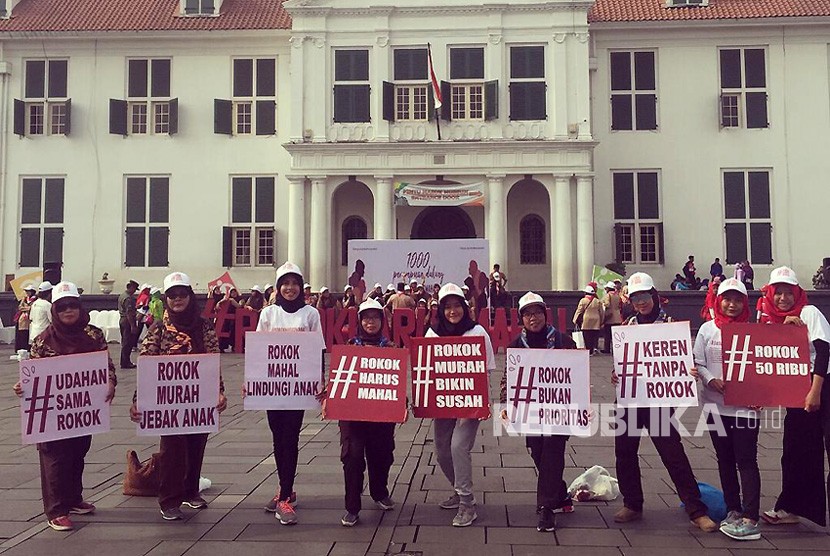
[0,346,828,556]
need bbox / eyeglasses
[166,290,190,300]
[630,292,652,303]
[522,310,545,319]
[55,301,81,312]
[361,315,382,321]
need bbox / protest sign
[19,351,111,444]
[411,336,490,419]
[394,181,485,206]
[325,345,408,422]
[505,348,591,436]
[136,354,221,436]
[244,331,326,410]
[722,322,812,408]
[613,321,698,408]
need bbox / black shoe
[121,363,136,369]
[537,507,556,532]
[182,497,207,509]
[160,507,184,521]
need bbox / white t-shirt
[257,304,322,334]
[29,299,52,340]
[799,305,830,367]
[425,324,497,372]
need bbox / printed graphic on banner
[208,271,237,295]
[325,345,408,423]
[505,348,592,436]
[722,322,811,408]
[19,351,111,444]
[136,354,221,436]
[11,271,43,301]
[592,265,624,300]
[394,181,486,207]
[244,331,326,410]
[613,321,698,408]
[411,336,490,419]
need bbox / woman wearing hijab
[693,278,761,540]
[426,283,496,527]
[243,285,266,313]
[760,266,830,527]
[13,281,117,531]
[572,284,605,355]
[129,272,227,521]
[256,262,324,526]
[611,272,718,532]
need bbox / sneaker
[439,493,460,510]
[182,497,208,509]
[265,491,297,512]
[275,500,298,525]
[720,518,761,541]
[613,507,642,523]
[537,507,556,532]
[341,512,359,527]
[720,510,743,527]
[69,501,96,515]
[375,497,395,511]
[47,516,73,531]
[160,507,184,521]
[452,504,478,527]
[691,515,719,533]
[553,500,574,514]
[761,508,800,525]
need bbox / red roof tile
[0,0,291,33]
[590,0,830,23]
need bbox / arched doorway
[411,207,476,239]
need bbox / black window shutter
[128,59,148,98]
[13,99,25,136]
[64,99,72,136]
[169,98,178,135]
[611,94,632,130]
[724,223,747,264]
[109,99,128,136]
[214,99,233,135]
[255,100,276,135]
[44,178,65,224]
[149,177,169,223]
[151,59,171,98]
[484,79,499,121]
[232,177,252,223]
[440,81,452,121]
[613,223,624,263]
[255,177,275,223]
[222,227,233,267]
[427,86,435,121]
[634,93,657,130]
[43,228,63,264]
[48,60,68,98]
[612,173,635,219]
[20,228,41,267]
[750,222,773,264]
[125,227,145,267]
[335,85,372,123]
[745,92,768,129]
[148,227,169,267]
[748,171,771,218]
[382,81,395,122]
[656,222,665,264]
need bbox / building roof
[589,0,830,23]
[0,0,291,33]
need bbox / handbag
[123,449,160,496]
[572,328,585,349]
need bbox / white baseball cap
[769,266,799,286]
[303,283,311,289]
[358,298,384,316]
[150,287,161,295]
[38,281,54,292]
[410,278,418,284]
[264,283,273,290]
[717,277,747,297]
[252,285,263,293]
[23,283,36,291]
[583,285,595,294]
[140,283,150,291]
[627,272,655,295]
[275,261,303,284]
[404,285,411,292]
[518,291,545,314]
[320,286,329,293]
[344,284,353,291]
[438,283,466,303]
[604,282,615,290]
[386,283,395,291]
[52,281,80,303]
[163,272,191,293]
[374,283,382,289]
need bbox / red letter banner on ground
[325,345,408,423]
[722,323,811,408]
[410,336,490,419]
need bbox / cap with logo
[275,261,303,285]
[358,298,384,316]
[769,266,799,286]
[518,291,545,314]
[717,277,748,297]
[52,281,80,303]
[38,281,54,292]
[163,272,192,293]
[438,283,467,303]
[627,272,655,295]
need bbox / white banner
[505,348,592,436]
[244,331,326,410]
[19,351,111,444]
[394,181,485,207]
[613,322,698,408]
[136,354,221,436]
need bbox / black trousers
[15,326,30,351]
[614,406,707,519]
[119,318,137,366]
[267,410,304,500]
[602,324,618,353]
[526,435,570,510]
[340,421,395,514]
[708,414,761,520]
[583,329,600,352]
[158,433,208,510]
[38,435,92,520]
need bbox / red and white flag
[428,43,442,110]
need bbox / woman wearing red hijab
[758,267,830,527]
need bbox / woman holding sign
[759,266,830,527]
[14,281,117,531]
[426,283,496,527]
[129,272,227,521]
[611,272,719,532]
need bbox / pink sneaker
[70,502,96,515]
[48,516,73,531]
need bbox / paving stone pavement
[0,346,828,556]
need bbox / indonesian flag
[428,43,442,110]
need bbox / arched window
[342,216,368,265]
[520,214,545,264]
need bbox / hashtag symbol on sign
[724,334,753,382]
[618,343,643,399]
[510,365,536,424]
[412,344,433,408]
[24,376,55,435]
[329,355,358,399]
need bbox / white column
[554,176,574,290]
[576,175,595,287]
[288,35,306,143]
[286,176,307,271]
[374,175,394,240]
[309,176,329,288]
[487,174,507,272]
[550,34,569,140]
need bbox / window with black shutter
[19,177,65,267]
[509,46,546,121]
[448,47,489,121]
[122,58,176,136]
[723,170,772,264]
[719,48,768,129]
[612,171,662,264]
[393,48,429,122]
[183,0,216,16]
[16,60,70,137]
[124,176,170,267]
[334,50,370,123]
[610,51,657,131]
[223,58,277,135]
[228,176,276,266]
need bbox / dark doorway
[411,207,476,239]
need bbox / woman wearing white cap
[256,262,324,525]
[14,284,37,351]
[426,283,496,527]
[692,278,761,540]
[243,285,266,313]
[29,281,54,341]
[759,266,830,527]
[612,272,718,532]
[342,285,357,311]
[572,284,605,355]
[129,272,227,522]
[13,281,117,531]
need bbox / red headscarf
[700,280,719,321]
[712,291,750,329]
[758,283,808,324]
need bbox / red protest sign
[325,345,408,423]
[411,336,490,419]
[722,323,812,408]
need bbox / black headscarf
[41,300,100,355]
[165,286,206,353]
[276,272,306,314]
[634,289,663,324]
[431,294,477,337]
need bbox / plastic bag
[572,330,586,350]
[568,465,620,501]
[681,481,727,522]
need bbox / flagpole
[427,43,443,141]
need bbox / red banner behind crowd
[722,322,812,408]
[325,345,408,423]
[410,336,490,419]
